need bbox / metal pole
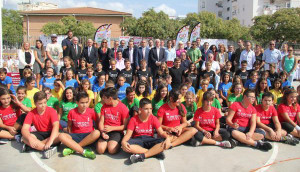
[0,0,3,67]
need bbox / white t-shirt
[239,49,256,70]
[46,43,63,60]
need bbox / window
[227,7,230,11]
[202,2,205,8]
[218,11,223,17]
[227,17,230,20]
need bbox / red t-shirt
[157,103,187,128]
[101,102,129,126]
[277,103,300,123]
[193,107,221,131]
[0,105,21,126]
[255,105,278,125]
[68,108,97,133]
[24,107,58,132]
[229,102,256,127]
[127,114,161,138]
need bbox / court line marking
[159,160,166,172]
[30,152,56,172]
[256,143,278,172]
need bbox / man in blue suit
[149,39,166,87]
[137,39,150,70]
[123,40,138,71]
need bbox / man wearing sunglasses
[261,40,282,71]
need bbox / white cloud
[154,4,176,16]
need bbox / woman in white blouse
[18,42,35,78]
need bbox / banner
[131,36,142,46]
[94,24,112,47]
[7,73,20,86]
[39,35,65,47]
[200,39,228,48]
[175,25,189,48]
[190,23,201,42]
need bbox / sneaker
[129,154,145,163]
[43,147,57,159]
[83,149,96,160]
[256,141,272,151]
[219,141,232,148]
[0,139,9,144]
[14,134,22,143]
[282,136,297,146]
[154,152,165,160]
[190,137,201,147]
[62,148,75,156]
[228,138,238,148]
[288,134,299,144]
[21,143,31,152]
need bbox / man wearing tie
[81,39,98,68]
[123,40,138,71]
[149,39,166,87]
[137,39,150,70]
[111,40,121,59]
[69,37,81,68]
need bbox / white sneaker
[220,141,232,148]
[43,147,57,159]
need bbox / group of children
[0,53,299,164]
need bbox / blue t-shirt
[82,75,97,88]
[199,84,214,90]
[168,84,172,91]
[116,83,130,100]
[218,82,232,97]
[39,77,56,89]
[282,80,291,88]
[0,76,15,95]
[65,79,79,88]
[188,86,195,95]
[92,82,106,93]
[19,78,37,87]
[244,79,257,89]
[267,79,271,87]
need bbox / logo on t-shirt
[134,124,153,135]
[1,112,17,121]
[166,112,181,121]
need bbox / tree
[41,16,95,38]
[2,9,23,48]
[250,8,300,46]
[121,9,182,39]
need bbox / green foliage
[41,16,95,38]
[2,9,23,47]
[251,8,300,46]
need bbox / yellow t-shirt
[51,88,63,101]
[95,93,101,104]
[196,89,205,108]
[26,88,40,108]
[270,89,283,105]
[87,90,95,108]
[135,94,152,100]
[180,95,185,102]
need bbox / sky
[4,0,198,17]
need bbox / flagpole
[0,0,3,67]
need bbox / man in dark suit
[149,39,166,86]
[69,37,82,68]
[123,40,138,71]
[137,39,150,70]
[62,30,73,57]
[111,40,121,59]
[201,42,212,62]
[81,39,98,68]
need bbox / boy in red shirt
[58,91,100,159]
[96,87,129,154]
[21,91,60,159]
[226,89,272,151]
[122,98,171,163]
[256,92,298,145]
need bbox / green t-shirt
[212,98,221,109]
[256,92,264,105]
[22,97,32,108]
[152,99,165,116]
[59,101,78,122]
[182,101,197,120]
[227,94,243,103]
[187,48,202,68]
[95,102,103,114]
[277,97,282,105]
[47,97,59,109]
[122,98,140,110]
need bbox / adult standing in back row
[149,39,166,87]
[81,39,98,68]
[98,39,112,72]
[261,40,282,71]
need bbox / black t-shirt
[107,69,120,83]
[169,67,184,89]
[120,68,135,85]
[201,70,216,85]
[268,71,279,86]
[136,69,152,81]
[236,69,249,85]
[185,72,198,88]
[60,66,76,80]
[94,70,106,77]
[155,72,167,80]
[76,68,87,80]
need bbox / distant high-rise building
[17,1,58,11]
[198,0,300,26]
